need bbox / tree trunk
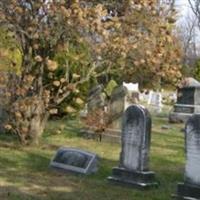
[11,96,49,145]
[28,103,49,145]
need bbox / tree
[194,59,200,81]
[0,28,21,73]
[187,0,200,77]
[188,0,200,27]
[98,0,182,88]
[175,13,198,75]
[0,0,113,144]
[0,0,182,144]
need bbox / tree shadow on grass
[0,186,40,200]
[0,150,117,186]
[0,124,185,200]
[0,151,126,200]
[0,148,184,200]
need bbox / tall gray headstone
[173,114,200,199]
[108,105,158,189]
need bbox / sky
[175,0,192,20]
[175,0,200,48]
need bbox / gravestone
[107,86,127,130]
[107,83,139,131]
[50,147,99,175]
[173,114,200,199]
[123,82,139,92]
[169,77,200,123]
[107,105,158,188]
[84,82,140,143]
[148,91,163,113]
[87,85,105,112]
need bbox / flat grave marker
[50,147,99,175]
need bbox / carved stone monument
[50,147,99,175]
[173,114,200,199]
[169,77,200,123]
[107,105,158,188]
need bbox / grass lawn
[0,115,185,200]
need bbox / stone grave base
[172,183,200,200]
[169,112,193,123]
[107,167,158,189]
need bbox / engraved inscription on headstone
[50,147,99,175]
[120,106,150,171]
[108,105,157,189]
[173,114,200,199]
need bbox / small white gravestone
[148,91,163,112]
[147,90,153,105]
[123,82,139,109]
[123,82,139,92]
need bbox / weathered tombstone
[50,147,99,175]
[87,84,105,112]
[107,86,127,131]
[107,105,158,188]
[173,114,200,199]
[84,82,140,143]
[108,83,139,131]
[169,77,200,123]
[155,92,163,112]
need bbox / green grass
[0,116,185,200]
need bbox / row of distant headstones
[107,104,200,199]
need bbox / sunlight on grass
[0,116,185,200]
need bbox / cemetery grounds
[0,107,184,200]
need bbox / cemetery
[1,1,200,200]
[0,92,198,200]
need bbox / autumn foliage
[0,0,182,144]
